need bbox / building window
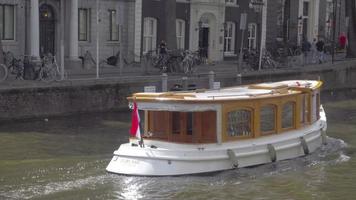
[224,21,235,55]
[227,109,252,137]
[143,17,157,53]
[282,102,295,129]
[109,10,119,41]
[79,8,90,41]
[176,19,185,49]
[248,23,257,50]
[0,5,15,40]
[260,105,276,135]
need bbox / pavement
[0,52,352,91]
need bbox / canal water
[0,100,355,200]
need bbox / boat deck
[129,80,321,102]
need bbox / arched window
[143,17,157,53]
[260,105,276,135]
[282,102,295,129]
[176,19,185,49]
[227,109,252,137]
[224,21,235,55]
[248,23,257,50]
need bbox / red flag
[130,102,141,139]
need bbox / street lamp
[236,0,265,84]
[249,0,266,71]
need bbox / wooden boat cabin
[128,80,322,144]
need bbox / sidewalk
[0,54,354,91]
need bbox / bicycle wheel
[39,67,56,82]
[0,64,8,82]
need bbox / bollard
[236,73,242,85]
[209,71,215,89]
[182,76,188,91]
[162,73,168,92]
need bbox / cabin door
[170,112,193,143]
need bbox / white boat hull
[106,108,327,176]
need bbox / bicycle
[181,50,198,74]
[39,53,67,82]
[0,51,24,81]
[0,63,7,82]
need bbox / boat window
[282,102,295,129]
[260,105,276,135]
[300,94,309,124]
[227,109,252,137]
[172,112,180,134]
[146,111,216,143]
[147,111,170,139]
[187,112,193,135]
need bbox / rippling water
[0,100,355,200]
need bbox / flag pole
[131,97,144,147]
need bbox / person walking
[311,38,318,64]
[316,38,325,64]
[302,39,311,65]
[338,32,347,50]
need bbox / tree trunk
[345,0,356,58]
[163,0,177,50]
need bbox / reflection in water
[0,100,356,200]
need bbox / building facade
[266,0,346,47]
[136,0,262,62]
[0,0,347,70]
[0,0,135,68]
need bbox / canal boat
[106,80,327,176]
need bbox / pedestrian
[159,40,167,55]
[311,38,318,64]
[338,32,347,50]
[316,38,325,64]
[302,38,311,65]
[157,40,168,70]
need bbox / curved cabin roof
[128,80,322,104]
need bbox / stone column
[30,0,40,59]
[69,0,79,60]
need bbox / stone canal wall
[1,60,356,121]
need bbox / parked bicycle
[180,50,201,74]
[0,51,24,82]
[153,49,184,73]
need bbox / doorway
[39,4,55,57]
[199,27,209,59]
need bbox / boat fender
[267,144,277,162]
[227,149,239,168]
[321,131,327,145]
[300,137,309,155]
